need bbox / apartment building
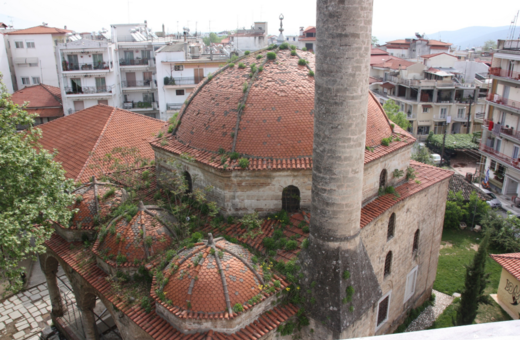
[297,26,316,51]
[479,39,520,196]
[5,25,71,90]
[155,42,223,121]
[382,36,452,60]
[56,39,120,114]
[370,51,484,140]
[228,22,268,52]
[0,31,14,93]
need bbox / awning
[494,53,520,62]
[423,105,433,108]
[14,58,26,64]
[381,82,395,89]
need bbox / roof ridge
[114,106,165,123]
[40,84,63,105]
[76,106,117,181]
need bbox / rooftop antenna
[507,10,519,40]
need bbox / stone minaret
[301,0,382,338]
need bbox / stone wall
[360,177,450,334]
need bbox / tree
[203,33,224,46]
[481,211,520,252]
[444,191,466,229]
[466,191,490,227]
[382,99,411,130]
[372,36,379,46]
[412,144,434,165]
[455,233,491,325]
[0,74,75,295]
[482,40,496,51]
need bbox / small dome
[93,202,173,268]
[153,235,284,318]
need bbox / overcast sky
[0,0,518,42]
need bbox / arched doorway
[379,169,387,189]
[183,171,193,194]
[282,185,300,212]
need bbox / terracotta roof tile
[421,52,457,59]
[490,253,520,281]
[7,25,72,35]
[11,84,62,108]
[38,105,166,182]
[371,57,416,70]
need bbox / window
[413,229,420,253]
[457,108,465,119]
[501,111,507,125]
[417,126,430,135]
[376,292,391,329]
[15,41,23,48]
[495,138,502,153]
[21,77,30,85]
[176,89,185,96]
[404,267,418,303]
[174,65,184,71]
[387,213,395,240]
[379,169,387,189]
[423,107,429,113]
[440,108,447,119]
[29,62,38,67]
[282,185,301,212]
[32,77,40,85]
[183,171,193,194]
[490,160,497,171]
[384,251,392,277]
[26,41,35,48]
[513,145,519,160]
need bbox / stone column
[39,255,64,317]
[79,307,99,340]
[301,0,382,338]
[72,284,99,340]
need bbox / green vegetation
[395,294,435,332]
[482,211,520,252]
[379,186,400,197]
[412,144,434,165]
[298,58,308,66]
[203,32,226,46]
[381,136,393,146]
[302,47,307,51]
[372,36,379,45]
[256,54,263,60]
[291,50,297,56]
[382,99,411,130]
[444,191,489,230]
[242,82,248,93]
[308,70,314,77]
[279,42,289,49]
[244,50,250,55]
[238,62,246,69]
[267,52,277,60]
[392,169,404,179]
[228,63,235,67]
[290,45,296,50]
[233,303,244,313]
[238,158,249,169]
[427,132,479,150]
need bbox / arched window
[384,251,392,277]
[379,169,387,189]
[413,229,420,253]
[183,171,193,194]
[282,185,300,212]
[387,213,395,240]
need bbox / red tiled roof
[45,233,297,339]
[491,253,520,281]
[385,39,411,45]
[12,84,62,107]
[360,161,453,229]
[7,25,72,35]
[25,108,63,118]
[372,57,416,70]
[421,52,457,59]
[221,37,230,44]
[428,39,452,47]
[369,77,381,84]
[371,48,389,56]
[154,50,397,170]
[38,105,166,182]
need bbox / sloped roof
[448,174,491,201]
[11,84,62,108]
[371,56,416,70]
[428,39,452,47]
[385,39,411,45]
[491,253,520,281]
[6,25,72,35]
[37,105,166,182]
[371,48,389,55]
[421,52,457,59]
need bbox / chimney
[64,25,67,30]
[301,0,382,336]
[299,26,304,36]
[162,24,165,37]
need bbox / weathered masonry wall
[360,177,450,335]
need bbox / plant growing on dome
[406,166,416,180]
[244,50,250,55]
[228,63,235,67]
[308,70,315,77]
[238,158,249,169]
[267,52,277,60]
[302,47,307,51]
[233,303,244,313]
[298,59,308,66]
[290,50,297,56]
[256,54,263,59]
[229,152,240,160]
[279,42,289,50]
[392,169,404,179]
[238,62,246,69]
[268,44,276,50]
[242,82,248,93]
[259,66,264,72]
[116,254,127,265]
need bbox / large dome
[171,48,392,160]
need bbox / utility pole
[441,116,452,166]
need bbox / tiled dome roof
[93,202,174,268]
[153,234,285,319]
[66,178,125,230]
[172,49,392,160]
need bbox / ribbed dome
[172,49,392,161]
[153,235,284,318]
[93,202,173,268]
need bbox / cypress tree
[455,233,491,325]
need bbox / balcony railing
[119,58,153,66]
[489,67,520,81]
[452,114,470,122]
[63,62,110,71]
[486,93,520,111]
[121,80,153,88]
[164,77,198,86]
[475,112,486,120]
[122,101,158,110]
[166,103,183,111]
[480,143,520,170]
[371,89,389,98]
[406,113,417,119]
[64,86,113,94]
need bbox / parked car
[481,189,503,209]
[431,154,441,165]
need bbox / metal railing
[480,143,520,170]
[452,114,470,122]
[163,77,198,86]
[121,80,152,88]
[119,58,154,66]
[64,86,113,94]
[487,93,520,111]
[63,62,110,71]
[489,67,520,81]
[474,112,486,120]
[388,76,475,89]
[166,103,182,110]
[122,101,157,109]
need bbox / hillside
[426,26,512,49]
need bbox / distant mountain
[425,26,514,50]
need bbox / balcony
[121,80,154,89]
[64,86,114,95]
[474,112,486,123]
[164,77,200,88]
[122,101,158,110]
[166,103,183,111]
[480,143,520,171]
[486,93,520,113]
[406,113,417,120]
[119,59,155,67]
[63,62,111,72]
[489,67,520,83]
[452,114,470,122]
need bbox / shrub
[268,44,276,50]
[302,47,308,51]
[250,63,257,71]
[302,225,310,233]
[207,73,213,81]
[298,59,307,66]
[291,50,297,56]
[228,63,235,67]
[242,82,248,93]
[290,45,296,50]
[244,51,250,55]
[259,66,263,72]
[116,254,127,265]
[381,137,392,146]
[392,169,404,179]
[263,237,276,250]
[279,42,289,50]
[229,152,240,160]
[256,54,263,59]
[218,147,226,155]
[308,70,315,77]
[285,240,298,251]
[233,303,244,313]
[168,125,174,133]
[238,158,249,169]
[191,232,203,243]
[267,52,277,60]
[406,166,416,180]
[238,62,246,69]
[103,187,116,200]
[301,238,309,249]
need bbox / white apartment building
[155,42,223,121]
[0,32,14,93]
[297,26,316,51]
[56,39,120,114]
[480,39,520,196]
[370,52,485,140]
[228,22,268,52]
[5,25,71,90]
[381,37,452,60]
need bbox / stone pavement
[405,290,454,332]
